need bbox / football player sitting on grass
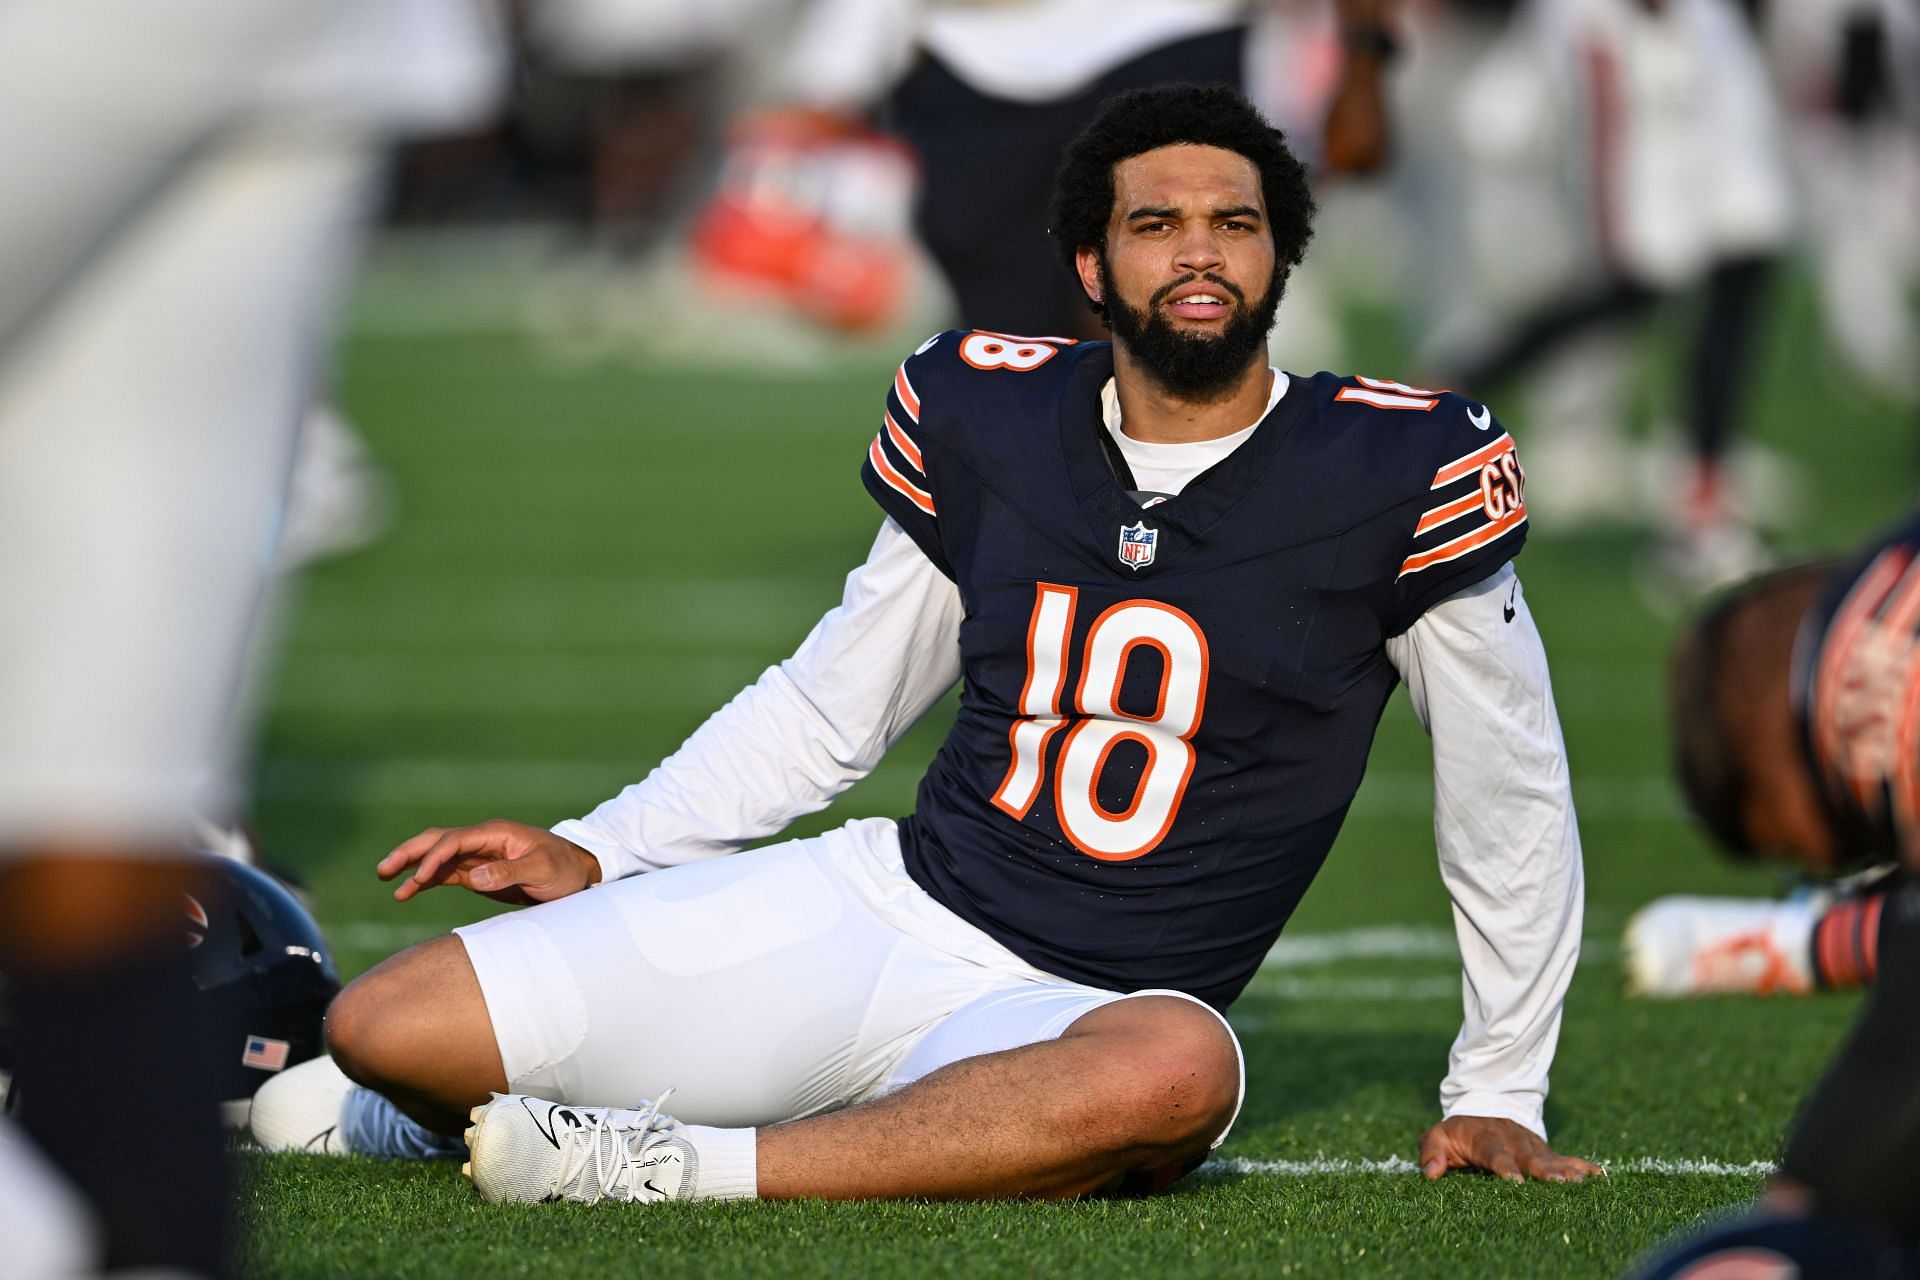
[252,84,1598,1204]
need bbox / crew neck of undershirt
[1101,370,1289,498]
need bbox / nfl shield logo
[1117,521,1158,570]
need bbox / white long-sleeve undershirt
[556,434,1584,1138]
[1384,563,1584,1138]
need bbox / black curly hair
[1049,83,1317,312]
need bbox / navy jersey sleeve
[1384,396,1529,634]
[860,333,954,578]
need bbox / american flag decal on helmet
[242,1036,292,1072]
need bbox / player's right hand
[376,819,602,906]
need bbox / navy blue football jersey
[861,331,1529,1009]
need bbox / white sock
[678,1125,758,1200]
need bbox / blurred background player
[1630,555,1889,998]
[381,1,1431,369]
[680,0,1400,339]
[1625,516,1920,1271]
[1433,0,1794,595]
[0,1,498,1274]
[1767,0,1920,406]
[774,0,1258,339]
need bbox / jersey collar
[1061,344,1305,547]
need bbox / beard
[1099,258,1286,402]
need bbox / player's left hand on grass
[1416,1115,1602,1184]
[375,819,602,906]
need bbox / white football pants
[455,817,1245,1139]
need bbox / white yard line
[1230,976,1464,1009]
[1260,925,1618,971]
[1346,773,1679,820]
[332,921,453,950]
[1204,1156,1774,1178]
[1608,1159,1779,1176]
[1261,925,1459,966]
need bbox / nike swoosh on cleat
[305,1127,337,1152]
[1467,404,1492,431]
[644,1179,666,1197]
[522,1097,562,1150]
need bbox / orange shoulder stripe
[883,411,924,472]
[1397,506,1526,578]
[894,364,921,422]
[1414,492,1484,537]
[869,435,934,515]
[1430,434,1515,489]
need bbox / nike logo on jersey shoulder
[1467,404,1492,431]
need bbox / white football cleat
[250,1056,356,1154]
[1623,896,1819,997]
[463,1090,696,1205]
[251,1055,462,1159]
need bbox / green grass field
[237,264,1914,1278]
